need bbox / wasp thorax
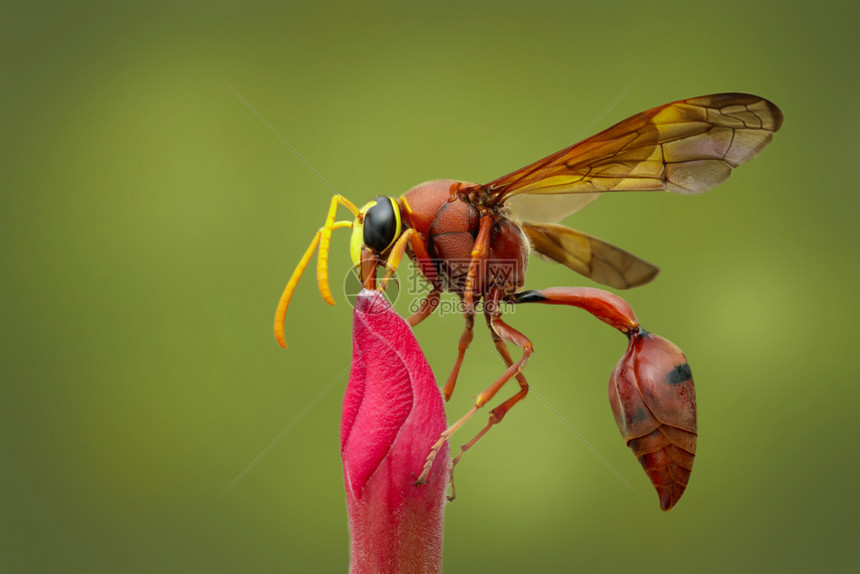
[363,196,401,253]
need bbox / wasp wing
[521,221,659,289]
[482,93,782,223]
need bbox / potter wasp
[274,93,782,509]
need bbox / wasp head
[350,196,402,265]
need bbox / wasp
[274,93,782,508]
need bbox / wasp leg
[420,287,640,492]
[403,228,443,328]
[477,290,534,423]
[414,405,480,486]
[463,215,493,311]
[415,291,533,486]
[442,307,475,402]
[447,418,493,501]
[274,220,353,349]
[378,228,414,291]
[359,246,379,290]
[481,293,531,418]
[317,195,361,304]
[435,216,492,405]
[446,300,532,500]
[407,289,441,327]
[408,225,441,290]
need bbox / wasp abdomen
[609,331,697,511]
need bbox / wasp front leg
[378,228,414,291]
[358,246,379,290]
[403,229,443,328]
[403,226,477,402]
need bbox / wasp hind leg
[415,290,533,488]
[446,297,532,500]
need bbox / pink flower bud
[608,330,697,511]
[341,290,450,574]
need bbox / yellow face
[349,197,402,265]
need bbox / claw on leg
[447,419,494,501]
[415,406,479,485]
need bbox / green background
[3,1,858,572]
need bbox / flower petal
[342,290,449,574]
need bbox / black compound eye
[363,197,399,252]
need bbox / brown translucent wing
[521,221,659,289]
[482,93,783,223]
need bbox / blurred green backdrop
[3,1,858,572]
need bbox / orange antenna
[274,230,319,349]
[317,196,360,304]
[274,195,358,348]
[273,220,352,348]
